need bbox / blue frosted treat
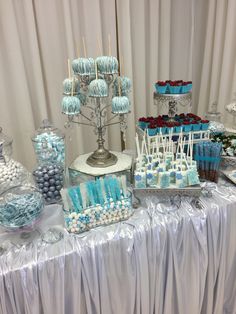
[176,163,187,171]
[61,96,81,115]
[166,153,174,163]
[159,171,170,188]
[72,58,95,76]
[152,158,159,168]
[112,96,130,113]
[89,79,108,97]
[146,163,153,171]
[113,76,131,96]
[157,163,166,173]
[146,170,158,187]
[96,56,119,74]
[187,168,200,186]
[134,170,146,188]
[175,171,187,188]
[168,169,176,184]
[63,77,79,95]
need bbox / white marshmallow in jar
[0,128,28,193]
[0,160,25,185]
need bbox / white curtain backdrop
[0,0,236,169]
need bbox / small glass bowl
[0,185,44,230]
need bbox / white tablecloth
[0,181,236,314]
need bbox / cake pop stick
[135,134,141,160]
[180,134,183,171]
[97,36,102,55]
[68,59,71,78]
[82,37,87,58]
[143,132,149,155]
[71,77,74,97]
[118,76,121,96]
[155,136,158,157]
[141,138,144,156]
[190,132,193,166]
[77,44,80,59]
[187,132,190,158]
[182,138,189,169]
[95,61,98,80]
[108,34,111,56]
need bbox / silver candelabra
[65,73,129,168]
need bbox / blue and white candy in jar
[31,119,65,165]
[32,120,65,204]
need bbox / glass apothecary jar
[205,102,225,135]
[31,119,65,166]
[0,128,28,193]
[32,120,65,204]
[205,102,222,122]
[33,163,64,204]
[0,185,44,230]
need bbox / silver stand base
[86,148,118,168]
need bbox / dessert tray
[221,169,236,185]
[132,185,202,209]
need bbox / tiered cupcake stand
[153,92,192,116]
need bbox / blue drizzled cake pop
[112,96,130,114]
[112,76,130,113]
[63,77,80,95]
[72,58,95,76]
[96,56,119,74]
[61,96,81,115]
[62,60,81,114]
[89,79,108,97]
[113,76,131,96]
[72,39,95,76]
[88,62,108,97]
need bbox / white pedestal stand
[69,151,133,178]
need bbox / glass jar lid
[0,127,13,147]
[32,119,65,143]
[205,102,222,122]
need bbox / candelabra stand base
[86,148,118,167]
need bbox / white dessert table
[0,179,236,314]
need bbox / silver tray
[221,156,236,169]
[221,169,236,185]
[132,185,202,208]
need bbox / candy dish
[61,175,133,234]
[63,191,133,234]
[0,185,44,230]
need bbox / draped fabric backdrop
[0,0,236,169]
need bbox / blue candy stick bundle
[195,142,222,182]
[61,175,133,233]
